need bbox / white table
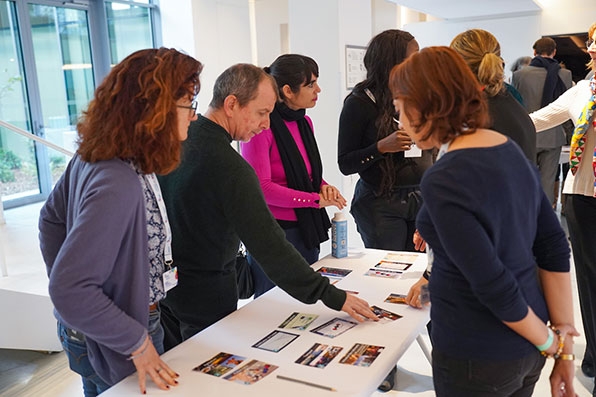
[103,249,430,396]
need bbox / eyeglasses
[177,100,198,113]
[586,39,595,48]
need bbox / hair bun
[263,66,271,74]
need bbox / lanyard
[145,173,173,266]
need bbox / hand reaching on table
[341,292,379,322]
[406,276,429,309]
[131,335,179,394]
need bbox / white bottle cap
[333,212,346,221]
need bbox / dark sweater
[488,90,537,163]
[417,140,569,360]
[338,89,432,189]
[158,115,345,331]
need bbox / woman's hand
[377,130,412,154]
[318,185,347,210]
[405,276,429,309]
[341,292,379,322]
[550,358,577,397]
[131,336,179,394]
[413,230,426,252]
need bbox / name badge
[162,266,178,292]
[404,144,422,158]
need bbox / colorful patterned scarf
[569,77,596,195]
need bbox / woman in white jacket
[530,21,596,389]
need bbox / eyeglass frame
[177,100,198,112]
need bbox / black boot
[378,365,397,392]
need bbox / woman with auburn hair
[406,29,537,308]
[39,47,202,396]
[530,21,596,391]
[390,46,577,397]
[338,29,432,253]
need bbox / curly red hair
[77,47,202,174]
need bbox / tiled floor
[0,203,593,396]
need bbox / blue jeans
[350,179,421,251]
[432,349,545,397]
[247,226,319,297]
[58,307,164,396]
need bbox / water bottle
[331,212,348,258]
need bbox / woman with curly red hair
[39,47,202,395]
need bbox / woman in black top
[338,29,433,251]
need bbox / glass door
[0,1,93,207]
[28,3,94,192]
[0,1,36,202]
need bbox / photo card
[224,359,278,385]
[310,317,357,338]
[279,312,319,331]
[364,268,402,279]
[374,260,412,272]
[252,330,299,352]
[370,305,403,323]
[193,352,246,377]
[295,343,344,368]
[384,293,408,305]
[383,252,419,263]
[316,266,352,278]
[339,343,385,367]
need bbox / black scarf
[269,102,331,249]
[529,56,568,107]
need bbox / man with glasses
[157,63,377,350]
[512,37,573,208]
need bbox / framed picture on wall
[345,45,367,90]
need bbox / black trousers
[566,194,596,395]
[432,349,545,397]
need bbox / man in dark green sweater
[159,64,377,350]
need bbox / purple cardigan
[240,116,326,221]
[39,156,149,385]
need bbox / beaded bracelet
[540,325,564,359]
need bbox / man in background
[513,37,573,206]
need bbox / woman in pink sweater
[241,54,346,296]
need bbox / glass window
[0,1,38,200]
[106,1,153,64]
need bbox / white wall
[253,0,288,66]
[404,15,541,81]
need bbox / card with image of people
[223,359,278,385]
[339,343,385,367]
[295,343,344,368]
[193,352,246,377]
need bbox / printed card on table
[295,343,343,368]
[383,252,419,264]
[193,352,246,377]
[370,305,403,323]
[384,293,408,305]
[279,312,318,330]
[223,359,278,385]
[364,268,402,279]
[310,317,357,338]
[374,260,412,272]
[339,343,385,367]
[252,330,299,352]
[316,266,352,279]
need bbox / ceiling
[388,0,542,20]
